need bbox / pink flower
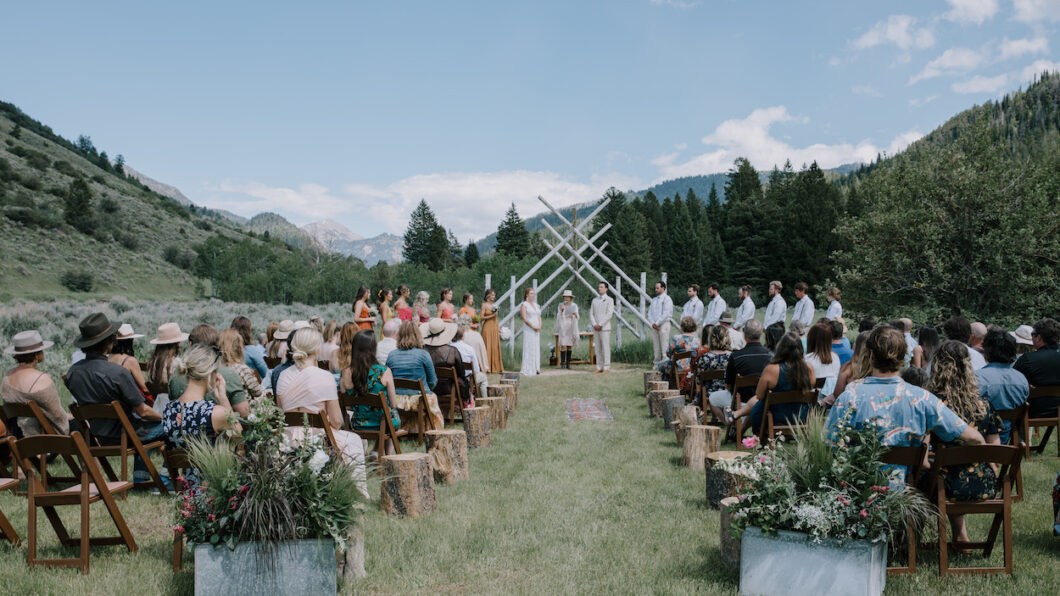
[742,437,759,449]
[238,484,250,496]
[859,509,868,519]
[207,514,216,521]
[870,485,890,494]
[837,495,850,506]
[173,525,185,534]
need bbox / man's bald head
[382,318,401,339]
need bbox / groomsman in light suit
[648,281,674,364]
[733,285,755,330]
[703,283,727,326]
[791,282,814,329]
[590,281,615,373]
[763,280,787,328]
[682,284,704,324]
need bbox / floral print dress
[162,399,217,449]
[346,364,401,431]
[656,334,700,389]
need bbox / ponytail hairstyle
[289,328,323,370]
[175,344,222,383]
[376,288,392,307]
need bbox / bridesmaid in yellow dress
[458,293,477,329]
[377,288,393,324]
[480,289,504,373]
[437,288,456,320]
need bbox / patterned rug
[565,398,613,422]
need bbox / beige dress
[1,370,69,436]
[556,302,580,348]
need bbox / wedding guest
[805,322,840,398]
[330,322,359,372]
[376,318,401,366]
[108,323,151,398]
[911,325,941,369]
[696,325,732,418]
[146,322,190,409]
[219,329,264,401]
[339,330,400,465]
[162,344,240,449]
[319,320,340,365]
[976,328,1029,445]
[3,330,70,436]
[657,316,699,389]
[1013,318,1060,419]
[231,316,268,382]
[731,332,815,434]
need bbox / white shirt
[376,337,397,366]
[682,296,703,323]
[727,326,747,350]
[734,297,755,330]
[451,340,481,379]
[967,345,986,371]
[703,295,727,326]
[806,351,841,397]
[590,294,615,332]
[763,294,787,328]
[826,300,842,320]
[792,295,814,327]
[648,293,674,326]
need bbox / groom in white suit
[590,281,615,372]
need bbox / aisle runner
[565,398,613,422]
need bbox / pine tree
[446,229,464,270]
[464,242,480,267]
[495,203,531,258]
[403,199,441,266]
[608,204,652,279]
[706,182,722,233]
[64,178,95,235]
[426,223,450,270]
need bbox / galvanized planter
[194,538,336,596]
[740,527,885,596]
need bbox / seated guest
[1013,318,1060,418]
[731,332,815,434]
[108,324,151,399]
[858,317,877,333]
[338,330,401,462]
[1009,325,1035,357]
[764,321,786,352]
[280,328,367,494]
[169,325,250,417]
[911,325,941,370]
[709,320,771,423]
[719,314,746,350]
[969,322,987,353]
[2,330,70,436]
[271,322,306,396]
[162,344,240,449]
[458,314,491,373]
[696,325,732,419]
[942,316,986,370]
[829,331,871,406]
[805,322,840,398]
[267,320,294,362]
[421,318,469,407]
[926,340,1002,546]
[219,329,264,402]
[330,322,359,372]
[452,319,486,401]
[385,320,443,430]
[900,366,929,388]
[976,328,1029,445]
[65,313,164,484]
[319,320,340,365]
[376,318,401,366]
[231,316,269,382]
[656,317,700,391]
[826,326,983,486]
[146,322,189,411]
[830,320,854,365]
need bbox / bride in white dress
[520,288,542,376]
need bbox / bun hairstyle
[175,344,222,382]
[440,287,452,302]
[290,328,323,369]
[396,284,410,298]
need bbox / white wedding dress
[520,300,541,375]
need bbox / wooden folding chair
[0,470,19,545]
[880,444,928,575]
[392,378,434,445]
[730,374,760,442]
[669,350,694,395]
[264,356,282,369]
[317,361,331,371]
[9,432,137,573]
[996,404,1029,501]
[69,401,168,495]
[2,401,82,488]
[756,389,818,446]
[161,446,193,572]
[338,391,408,455]
[1026,386,1060,456]
[434,366,468,425]
[814,377,827,390]
[283,410,340,454]
[927,443,1023,575]
[698,368,726,422]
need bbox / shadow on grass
[671,541,739,589]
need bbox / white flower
[500,326,513,340]
[247,413,259,423]
[308,449,330,474]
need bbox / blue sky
[1,1,1057,241]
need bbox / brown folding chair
[814,377,827,390]
[2,401,82,488]
[669,350,694,395]
[9,432,137,573]
[392,378,435,445]
[1026,386,1060,456]
[927,443,1023,575]
[161,446,193,572]
[317,361,331,371]
[756,389,818,446]
[880,444,928,575]
[264,356,282,369]
[0,471,19,545]
[434,366,468,425]
[698,368,726,422]
[996,404,1029,501]
[730,374,760,442]
[338,391,407,455]
[69,401,168,495]
[283,410,340,454]
[137,361,149,372]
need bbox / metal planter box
[194,538,336,596]
[740,527,885,596]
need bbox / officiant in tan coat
[590,282,614,373]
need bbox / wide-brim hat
[293,320,312,331]
[74,313,122,348]
[420,318,457,347]
[5,330,54,355]
[115,323,144,340]
[719,313,735,324]
[562,290,574,298]
[1011,324,1034,345]
[273,319,295,340]
[150,322,189,345]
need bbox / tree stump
[478,396,507,431]
[647,389,680,418]
[487,384,516,414]
[424,429,469,484]
[339,519,366,580]
[719,496,741,570]
[501,371,520,384]
[500,378,519,409]
[461,406,492,448]
[675,406,702,446]
[682,425,723,470]
[380,453,436,517]
[643,370,662,393]
[705,451,752,508]
[660,395,685,431]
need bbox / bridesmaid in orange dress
[376,288,393,324]
[352,286,374,332]
[480,289,504,373]
[457,293,478,329]
[394,284,414,322]
[437,288,455,321]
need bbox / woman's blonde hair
[828,287,841,300]
[217,329,244,366]
[707,325,731,351]
[290,328,323,369]
[927,340,985,423]
[322,320,339,344]
[175,344,221,382]
[414,291,430,307]
[396,320,422,350]
[335,322,359,370]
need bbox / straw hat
[74,313,122,348]
[5,330,54,355]
[115,323,144,340]
[150,322,189,345]
[293,320,312,331]
[420,318,457,347]
[273,320,295,340]
[1010,325,1034,346]
[562,290,574,298]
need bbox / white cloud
[1012,0,1060,23]
[854,15,935,51]
[1000,37,1049,60]
[852,85,883,97]
[909,95,940,107]
[951,73,1010,93]
[1019,59,1060,81]
[943,0,999,24]
[650,106,923,181]
[209,181,355,220]
[909,47,983,84]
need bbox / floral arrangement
[499,326,513,340]
[720,409,931,544]
[174,398,367,552]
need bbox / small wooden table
[551,332,595,366]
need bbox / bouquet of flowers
[499,326,513,340]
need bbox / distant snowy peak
[300,220,402,265]
[301,219,364,248]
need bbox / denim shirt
[975,362,1029,444]
[385,348,438,395]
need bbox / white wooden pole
[639,272,646,340]
[509,275,516,357]
[485,273,491,290]
[615,275,622,348]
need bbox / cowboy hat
[115,323,144,340]
[74,313,122,348]
[719,313,735,324]
[5,330,54,355]
[273,320,295,340]
[150,322,190,345]
[1010,325,1034,346]
[420,318,457,347]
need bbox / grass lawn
[1,367,1058,594]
